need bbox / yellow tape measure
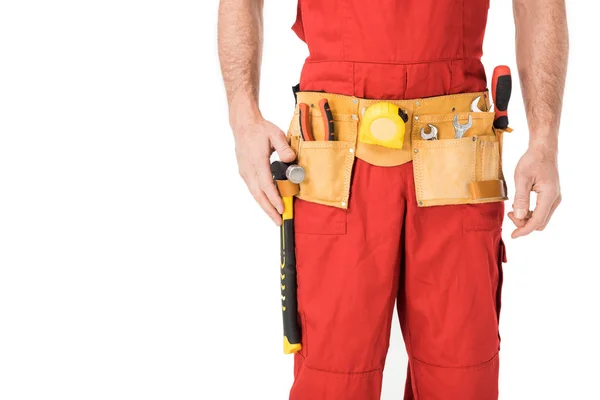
[359,102,406,149]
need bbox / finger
[270,130,296,163]
[512,175,533,220]
[537,196,561,231]
[250,183,283,226]
[512,192,554,238]
[257,160,284,214]
[507,211,528,228]
[245,171,282,225]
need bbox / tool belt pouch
[412,112,508,207]
[287,108,358,209]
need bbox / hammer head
[271,161,290,181]
[271,161,305,184]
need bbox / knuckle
[523,227,535,236]
[249,186,261,198]
[548,188,560,198]
[260,179,272,189]
[260,182,273,192]
[513,171,522,180]
[514,170,529,181]
[269,135,282,146]
[279,147,295,160]
[275,144,287,154]
[532,217,545,228]
[269,129,284,140]
[513,193,529,204]
[276,140,291,152]
[554,191,562,201]
[245,174,257,186]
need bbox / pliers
[318,99,335,141]
[298,99,335,141]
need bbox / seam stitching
[302,363,383,376]
[412,352,499,370]
[304,56,481,66]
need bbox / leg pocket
[463,201,504,231]
[496,239,507,334]
[295,198,347,235]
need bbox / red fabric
[291,160,505,400]
[292,0,490,100]
[289,2,501,398]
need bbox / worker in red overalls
[219,0,568,398]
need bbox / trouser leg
[399,163,505,400]
[289,159,409,400]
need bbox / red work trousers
[291,159,506,400]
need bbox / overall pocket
[412,112,507,207]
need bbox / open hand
[508,144,561,238]
[233,117,296,225]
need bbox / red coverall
[290,1,506,399]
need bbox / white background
[0,1,598,399]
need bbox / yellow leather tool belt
[287,91,509,209]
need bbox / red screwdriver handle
[492,65,512,130]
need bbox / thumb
[512,175,532,219]
[271,130,296,163]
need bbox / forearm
[513,0,568,152]
[218,0,264,128]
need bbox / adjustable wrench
[453,114,472,139]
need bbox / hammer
[271,161,304,354]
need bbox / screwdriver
[492,66,512,130]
